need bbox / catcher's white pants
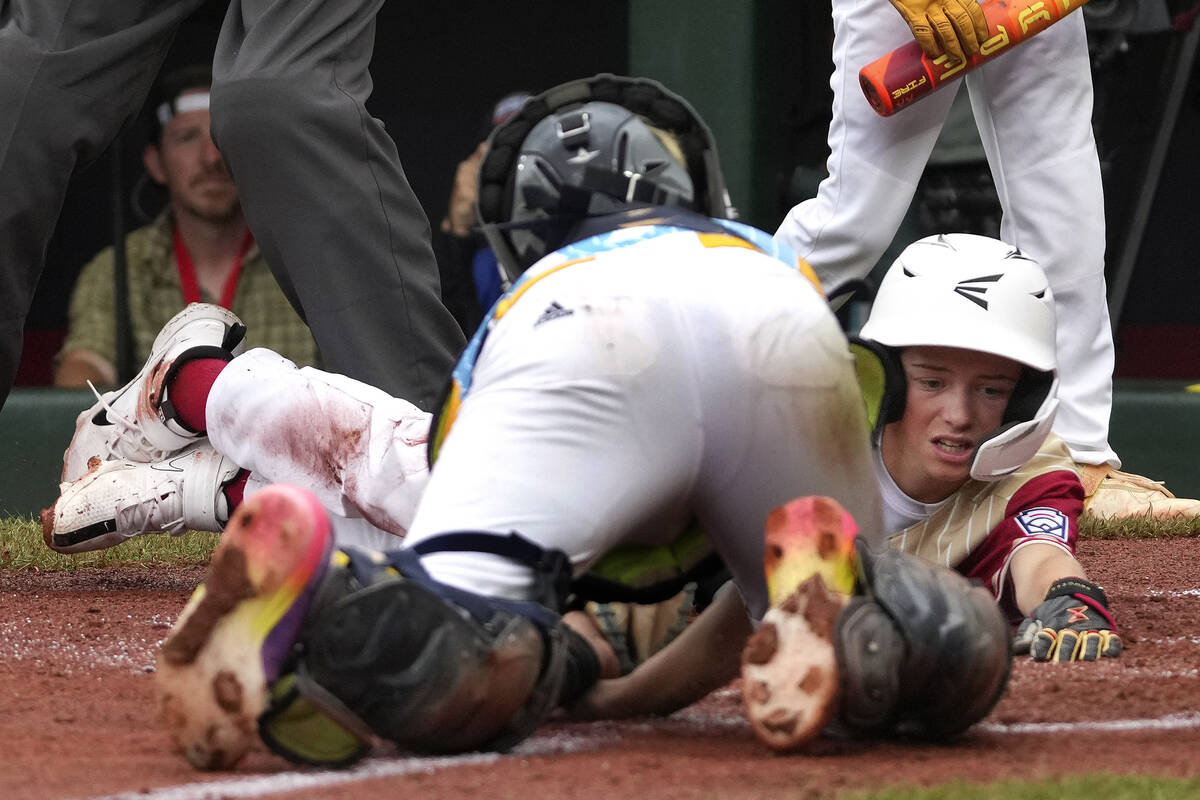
[402,240,883,620]
[776,2,1117,466]
[207,348,431,552]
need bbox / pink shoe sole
[742,496,858,752]
[155,484,333,770]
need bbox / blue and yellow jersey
[429,217,819,465]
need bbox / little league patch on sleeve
[1014,507,1070,543]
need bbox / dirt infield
[2,537,1198,800]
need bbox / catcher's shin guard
[834,539,1012,739]
[283,549,569,755]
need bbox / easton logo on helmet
[952,274,1003,310]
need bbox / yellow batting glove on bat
[1012,577,1123,662]
[886,0,990,63]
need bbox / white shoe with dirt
[43,441,239,553]
[61,302,245,483]
[1080,464,1200,520]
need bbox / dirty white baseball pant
[403,234,884,620]
[206,348,431,551]
[776,2,1117,466]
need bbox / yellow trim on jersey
[695,232,759,251]
[796,256,822,294]
[493,255,597,320]
[430,380,463,464]
[431,255,597,464]
[695,232,821,293]
[432,224,816,466]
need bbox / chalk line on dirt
[980,711,1200,734]
[80,712,1200,800]
[78,728,615,800]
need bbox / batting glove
[1013,577,1123,662]
[886,0,991,62]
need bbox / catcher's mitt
[835,539,1012,739]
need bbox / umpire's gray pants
[0,0,464,411]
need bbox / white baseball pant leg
[965,12,1117,466]
[774,0,960,291]
[206,348,432,549]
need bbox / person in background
[54,65,320,389]
[433,91,532,336]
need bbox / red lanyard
[173,227,254,309]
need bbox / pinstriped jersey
[888,433,1084,621]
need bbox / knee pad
[277,548,570,755]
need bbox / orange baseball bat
[859,0,1092,117]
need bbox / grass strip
[0,515,218,571]
[842,774,1200,800]
[0,509,1195,573]
[1079,513,1200,540]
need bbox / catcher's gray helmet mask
[476,73,735,285]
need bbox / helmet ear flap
[476,97,550,283]
[849,338,906,443]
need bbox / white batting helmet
[857,233,1059,481]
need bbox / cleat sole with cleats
[155,484,333,770]
[742,496,859,752]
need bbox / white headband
[156,91,211,127]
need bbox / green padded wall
[1107,380,1200,500]
[628,2,840,231]
[0,390,93,519]
[628,1,760,223]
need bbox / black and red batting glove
[1012,577,1122,662]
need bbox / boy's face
[881,345,1022,503]
[143,89,239,224]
